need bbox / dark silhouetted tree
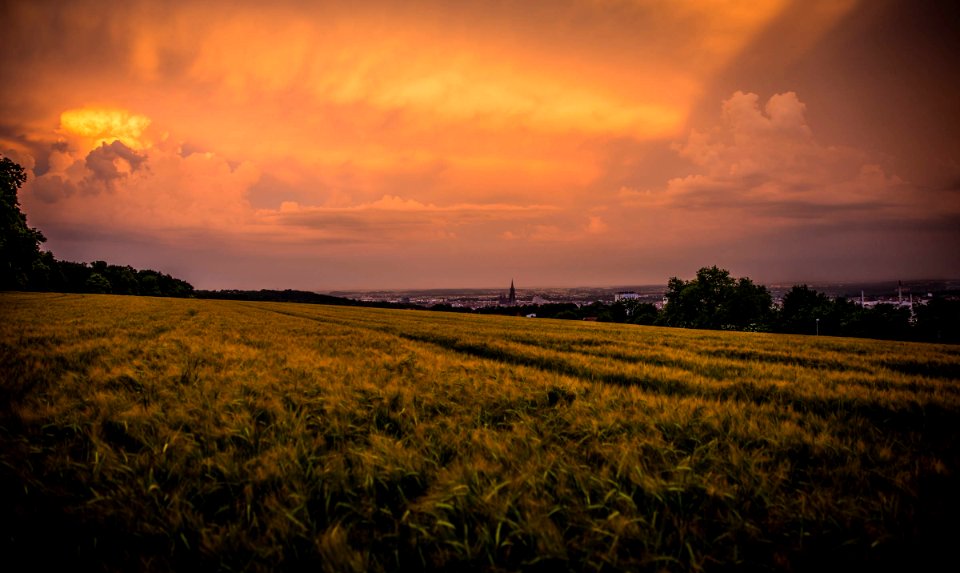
[621,300,660,325]
[914,297,960,343]
[843,302,912,340]
[602,301,629,323]
[727,277,774,331]
[0,158,194,295]
[1,157,46,289]
[778,285,833,334]
[106,265,140,295]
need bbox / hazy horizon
[306,276,960,296]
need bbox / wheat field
[1,292,958,571]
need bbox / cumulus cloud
[659,91,927,223]
[18,110,565,253]
[584,89,960,283]
[20,129,260,248]
[85,141,147,182]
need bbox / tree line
[479,266,960,343]
[1,157,193,297]
[659,266,960,342]
[193,289,418,309]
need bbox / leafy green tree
[778,285,833,334]
[539,303,579,319]
[674,266,734,328]
[138,272,162,296]
[85,272,112,294]
[582,301,607,321]
[663,266,772,331]
[104,264,139,295]
[831,297,864,336]
[158,274,194,297]
[660,277,689,327]
[623,300,660,325]
[727,277,774,331]
[1,157,46,289]
[26,250,57,291]
[603,301,629,323]
[870,304,912,339]
[841,302,911,340]
[54,260,93,292]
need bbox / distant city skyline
[2,1,958,290]
[322,278,958,315]
[329,278,958,300]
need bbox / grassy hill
[2,292,959,571]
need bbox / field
[2,292,959,572]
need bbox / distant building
[498,279,518,306]
[855,282,918,309]
[614,292,640,302]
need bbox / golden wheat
[1,292,958,571]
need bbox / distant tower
[499,279,518,307]
[898,280,903,305]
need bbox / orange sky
[2,0,958,289]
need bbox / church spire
[509,279,516,304]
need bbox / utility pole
[816,318,820,336]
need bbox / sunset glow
[2,0,957,288]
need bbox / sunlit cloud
[59,109,152,150]
[177,1,789,141]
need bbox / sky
[2,0,958,290]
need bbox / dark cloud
[84,141,147,182]
[0,123,54,175]
[30,174,78,204]
[661,91,929,223]
[704,0,960,190]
